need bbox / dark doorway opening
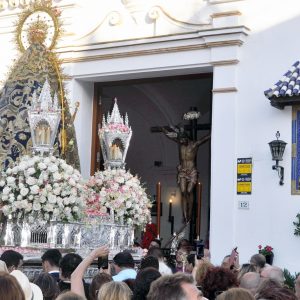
[92,73,212,244]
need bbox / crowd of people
[0,238,299,300]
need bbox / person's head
[140,256,159,270]
[149,239,161,249]
[41,249,62,273]
[0,250,24,272]
[221,255,231,269]
[11,270,43,300]
[147,273,201,300]
[89,273,112,300]
[59,253,82,280]
[185,253,196,273]
[0,271,25,300]
[97,281,132,300]
[237,264,257,281]
[177,239,191,252]
[260,266,284,285]
[195,259,214,287]
[56,291,86,300]
[146,247,164,261]
[33,272,59,300]
[112,251,134,275]
[201,266,239,300]
[216,287,255,300]
[255,278,297,300]
[249,254,266,271]
[176,248,188,265]
[132,267,161,300]
[239,272,261,296]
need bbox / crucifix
[151,107,211,239]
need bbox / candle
[169,198,173,219]
[196,182,202,239]
[156,182,161,238]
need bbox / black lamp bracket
[272,160,284,185]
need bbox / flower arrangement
[86,168,152,227]
[0,155,86,223]
[258,244,274,256]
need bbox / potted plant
[258,244,274,265]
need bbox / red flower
[258,245,262,250]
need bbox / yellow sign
[237,158,252,195]
[237,164,252,174]
[237,182,252,193]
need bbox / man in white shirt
[111,251,137,282]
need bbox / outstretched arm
[71,246,109,298]
[194,134,211,148]
[161,126,179,143]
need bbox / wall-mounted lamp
[268,131,287,185]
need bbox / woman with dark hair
[132,267,161,300]
[0,271,25,300]
[89,273,112,300]
[34,272,59,300]
[201,267,239,300]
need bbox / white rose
[64,207,71,215]
[63,198,70,205]
[12,166,19,174]
[38,162,47,170]
[53,188,61,196]
[20,200,28,208]
[48,195,57,204]
[100,190,107,197]
[6,168,12,175]
[28,216,35,223]
[17,195,22,201]
[33,203,41,211]
[2,195,8,201]
[26,177,37,186]
[69,178,76,186]
[44,204,54,212]
[18,162,27,171]
[6,176,16,185]
[72,206,79,212]
[39,196,46,203]
[53,172,61,181]
[126,201,132,208]
[0,180,5,187]
[48,164,58,173]
[27,167,35,176]
[20,187,29,197]
[2,205,10,215]
[30,185,39,195]
[46,185,52,192]
[53,208,60,216]
[2,186,11,195]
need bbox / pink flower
[258,245,262,250]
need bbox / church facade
[0,0,300,272]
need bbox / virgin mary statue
[0,1,80,170]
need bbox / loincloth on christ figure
[177,165,198,185]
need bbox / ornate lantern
[99,99,132,169]
[268,131,287,185]
[28,79,61,154]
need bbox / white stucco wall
[1,0,300,272]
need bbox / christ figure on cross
[162,126,210,222]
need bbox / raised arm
[71,246,109,298]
